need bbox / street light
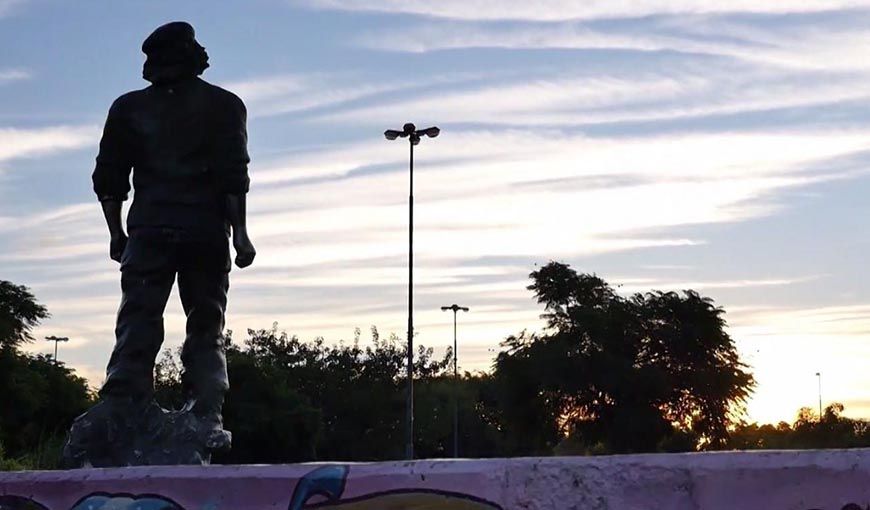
[816,372,822,418]
[385,122,440,460]
[441,304,469,458]
[45,335,69,365]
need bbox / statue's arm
[100,200,127,263]
[92,97,132,263]
[222,93,255,268]
[227,194,255,268]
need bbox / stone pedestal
[61,398,230,468]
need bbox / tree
[493,262,755,454]
[0,281,92,470]
[0,281,49,350]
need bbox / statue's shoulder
[198,79,246,112]
[108,88,148,113]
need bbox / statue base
[61,397,231,468]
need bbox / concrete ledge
[2,449,869,509]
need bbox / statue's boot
[181,337,232,454]
[188,392,232,452]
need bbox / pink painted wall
[1,449,869,510]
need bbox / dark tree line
[2,263,868,469]
[728,403,870,450]
[0,281,92,469]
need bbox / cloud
[222,71,494,119]
[311,62,870,129]
[222,73,402,118]
[305,0,870,21]
[354,18,870,72]
[0,125,98,166]
[0,69,30,85]
[614,275,821,293]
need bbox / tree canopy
[0,281,91,469]
[492,262,755,453]
[0,280,49,350]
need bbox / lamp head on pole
[385,123,441,145]
[441,304,470,313]
[420,126,440,138]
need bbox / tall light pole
[385,122,440,460]
[816,372,822,418]
[45,335,69,365]
[441,304,469,458]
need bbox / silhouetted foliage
[155,324,502,463]
[729,403,870,450]
[0,281,92,470]
[492,262,755,454]
[0,280,49,350]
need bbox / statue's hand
[233,229,256,268]
[109,233,128,263]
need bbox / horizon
[3,0,870,426]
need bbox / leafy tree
[0,282,92,470]
[0,281,49,350]
[0,281,91,469]
[493,262,755,454]
[0,350,92,467]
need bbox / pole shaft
[818,374,822,418]
[453,309,459,458]
[54,340,58,365]
[406,141,415,460]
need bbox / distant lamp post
[816,372,822,418]
[441,304,469,458]
[45,336,69,365]
[385,122,439,461]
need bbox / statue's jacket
[92,77,250,238]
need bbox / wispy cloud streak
[0,125,97,166]
[307,0,870,21]
[0,69,30,85]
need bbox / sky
[2,0,870,425]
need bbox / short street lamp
[441,304,469,458]
[45,335,69,364]
[384,122,440,460]
[816,372,823,418]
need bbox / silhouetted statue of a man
[64,21,255,467]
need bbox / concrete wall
[1,449,869,510]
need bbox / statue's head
[142,21,209,85]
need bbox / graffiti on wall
[287,465,502,510]
[0,464,503,510]
[69,494,182,510]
